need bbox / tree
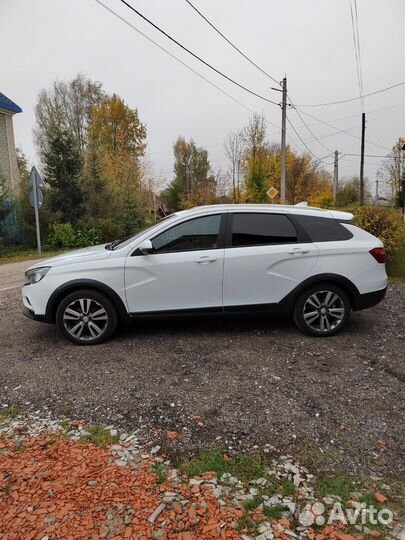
[242,114,270,202]
[163,137,215,211]
[85,94,149,232]
[336,177,360,207]
[34,74,104,159]
[224,130,244,202]
[43,127,84,224]
[377,137,405,206]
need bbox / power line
[184,0,281,86]
[344,153,400,158]
[291,105,334,153]
[184,0,337,165]
[349,0,364,111]
[286,117,332,164]
[118,0,279,106]
[94,0,280,127]
[295,81,405,108]
[297,109,391,151]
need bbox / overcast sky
[2,0,405,193]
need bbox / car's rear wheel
[56,289,117,345]
[293,283,351,337]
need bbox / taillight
[369,247,386,264]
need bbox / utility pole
[280,77,287,204]
[271,77,288,204]
[333,150,339,205]
[359,112,366,205]
[402,143,405,222]
[375,179,379,207]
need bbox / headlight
[24,266,51,285]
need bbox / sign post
[266,186,279,204]
[29,166,44,255]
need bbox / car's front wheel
[56,289,117,345]
[293,283,351,337]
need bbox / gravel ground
[0,283,404,478]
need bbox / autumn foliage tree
[84,94,148,234]
[163,137,216,211]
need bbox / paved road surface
[0,259,44,292]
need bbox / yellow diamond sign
[267,186,278,200]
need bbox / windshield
[110,214,177,250]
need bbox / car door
[125,213,225,313]
[223,212,319,307]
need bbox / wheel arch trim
[45,279,129,323]
[281,273,360,310]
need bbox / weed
[0,407,19,422]
[236,513,258,534]
[242,497,261,511]
[59,419,71,430]
[316,474,356,502]
[264,504,285,520]
[180,447,266,484]
[79,426,120,446]
[151,462,167,484]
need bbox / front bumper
[352,286,387,311]
[23,306,48,323]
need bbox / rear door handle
[195,256,217,264]
[288,248,309,255]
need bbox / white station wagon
[22,204,387,345]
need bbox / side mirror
[137,239,154,255]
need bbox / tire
[56,289,117,345]
[293,283,351,337]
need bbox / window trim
[225,212,309,248]
[133,213,227,255]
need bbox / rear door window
[231,213,298,247]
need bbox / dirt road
[0,259,404,477]
[0,258,44,291]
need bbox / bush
[45,222,102,249]
[75,225,102,247]
[353,206,405,259]
[46,223,76,249]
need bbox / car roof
[173,204,353,221]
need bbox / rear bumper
[352,286,387,311]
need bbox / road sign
[29,188,44,209]
[28,166,43,255]
[28,168,45,190]
[267,186,278,202]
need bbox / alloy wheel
[63,298,109,341]
[302,290,345,333]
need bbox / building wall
[0,110,20,192]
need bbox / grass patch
[263,475,297,498]
[242,497,261,511]
[236,513,258,534]
[358,492,377,506]
[180,447,266,484]
[151,462,167,484]
[0,406,19,422]
[295,442,339,473]
[387,247,405,280]
[59,419,71,430]
[316,474,356,502]
[79,425,120,446]
[0,248,65,265]
[263,504,285,520]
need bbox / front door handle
[288,248,309,255]
[195,256,217,264]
